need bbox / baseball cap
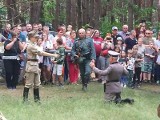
[117,37,122,41]
[112,26,118,31]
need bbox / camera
[17,38,20,41]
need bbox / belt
[27,59,38,62]
[106,80,119,83]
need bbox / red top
[93,37,103,56]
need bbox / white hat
[112,26,118,30]
[108,50,120,57]
[117,37,122,41]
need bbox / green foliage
[100,17,122,38]
[42,0,56,23]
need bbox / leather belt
[27,59,38,62]
[106,80,119,83]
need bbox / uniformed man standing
[23,31,58,102]
[71,28,96,91]
[90,50,128,103]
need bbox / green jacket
[55,46,65,64]
[71,37,96,60]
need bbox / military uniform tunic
[93,62,128,101]
[25,41,42,88]
[71,37,96,87]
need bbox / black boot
[34,88,40,102]
[82,84,87,92]
[23,87,29,102]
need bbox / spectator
[117,37,125,51]
[3,31,23,89]
[2,23,11,39]
[119,50,128,88]
[118,25,130,40]
[52,38,65,86]
[143,41,156,83]
[142,30,154,45]
[67,25,72,32]
[126,49,135,87]
[93,30,103,80]
[111,26,122,45]
[125,30,137,53]
[132,45,143,88]
[67,30,79,84]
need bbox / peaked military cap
[108,50,120,57]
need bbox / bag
[101,49,108,56]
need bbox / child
[119,50,127,87]
[114,45,121,53]
[52,38,65,86]
[126,49,135,87]
[132,45,143,88]
[117,37,125,51]
[143,41,156,83]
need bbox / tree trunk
[71,0,77,29]
[94,0,101,29]
[66,0,71,25]
[82,0,87,25]
[54,0,60,29]
[128,0,133,31]
[30,0,42,24]
[158,5,160,22]
[6,0,18,25]
[89,0,95,27]
[77,0,82,29]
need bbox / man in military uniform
[23,31,58,102]
[71,28,96,91]
[90,50,129,103]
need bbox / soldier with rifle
[71,28,96,91]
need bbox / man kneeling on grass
[90,50,134,104]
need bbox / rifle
[90,30,97,38]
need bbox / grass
[0,82,159,120]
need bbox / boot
[23,87,29,102]
[33,88,40,102]
[82,84,87,92]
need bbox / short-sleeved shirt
[118,31,130,40]
[8,32,26,43]
[133,53,143,68]
[125,37,137,52]
[137,44,145,57]
[126,57,135,70]
[93,37,103,56]
[55,46,65,64]
[4,40,21,56]
[144,47,156,62]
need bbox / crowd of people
[0,21,160,92]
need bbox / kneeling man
[90,50,130,103]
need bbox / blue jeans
[120,76,127,85]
